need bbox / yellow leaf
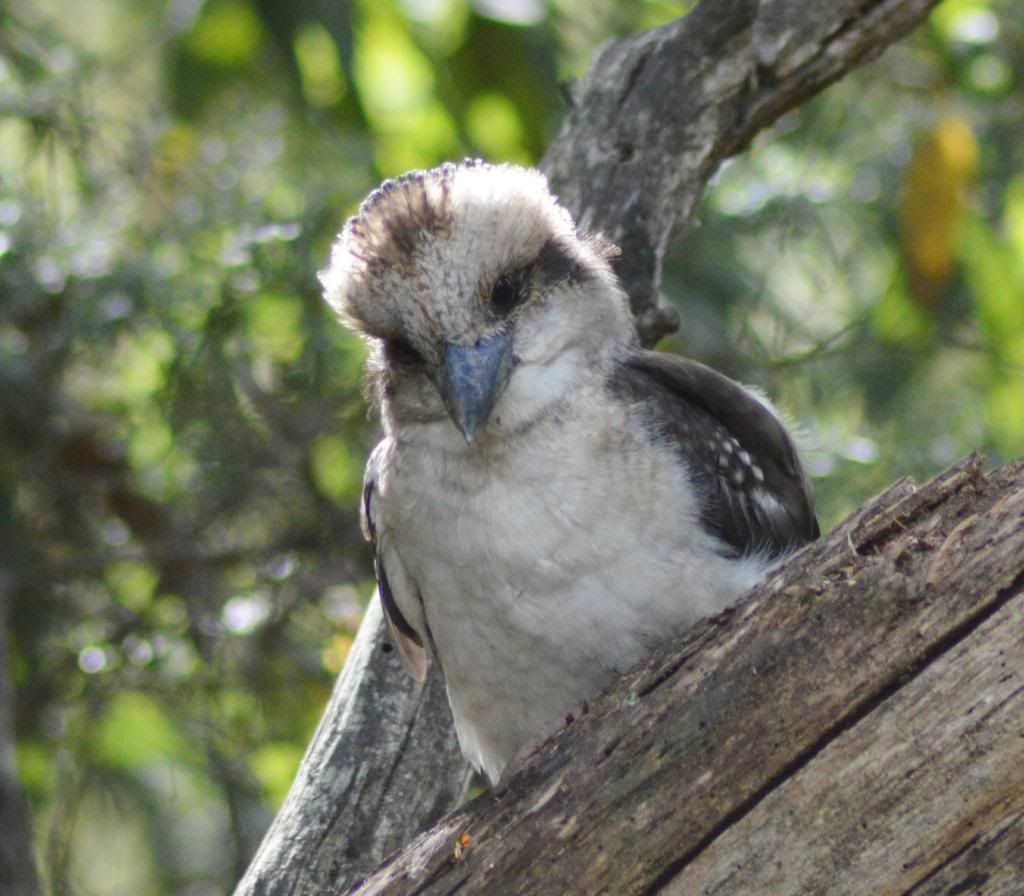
[900,116,979,304]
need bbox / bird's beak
[438,331,513,443]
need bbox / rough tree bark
[350,454,1024,895]
[233,0,946,893]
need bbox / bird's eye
[384,336,423,366]
[490,274,524,317]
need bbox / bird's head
[321,160,635,445]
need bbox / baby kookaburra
[321,160,818,784]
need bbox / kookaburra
[321,160,818,784]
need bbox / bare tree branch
[544,0,940,345]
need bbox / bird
[320,160,818,785]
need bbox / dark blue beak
[439,331,513,443]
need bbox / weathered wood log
[348,455,1024,894]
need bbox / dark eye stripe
[535,236,579,282]
[384,336,424,366]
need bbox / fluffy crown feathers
[319,161,591,341]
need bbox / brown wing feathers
[612,352,819,557]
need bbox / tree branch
[544,0,939,345]
[548,0,937,346]
[234,1,943,892]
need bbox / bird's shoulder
[607,350,819,558]
[362,440,428,681]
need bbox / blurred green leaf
[872,278,936,346]
[310,433,363,505]
[295,23,347,109]
[986,376,1024,452]
[186,0,265,67]
[931,0,997,43]
[1004,176,1024,264]
[105,561,159,613]
[245,292,306,363]
[466,91,529,161]
[962,214,1024,342]
[95,692,196,771]
[356,6,436,117]
[15,741,55,799]
[109,328,176,405]
[354,2,461,171]
[127,412,174,474]
[249,741,304,807]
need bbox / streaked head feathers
[320,160,617,347]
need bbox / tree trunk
[349,454,1024,895]
[234,0,946,893]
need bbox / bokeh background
[1,0,1022,892]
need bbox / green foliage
[1,0,1022,893]
[94,692,198,770]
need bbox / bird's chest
[388,429,615,604]
[377,414,755,781]
[381,414,699,665]
[383,424,665,774]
